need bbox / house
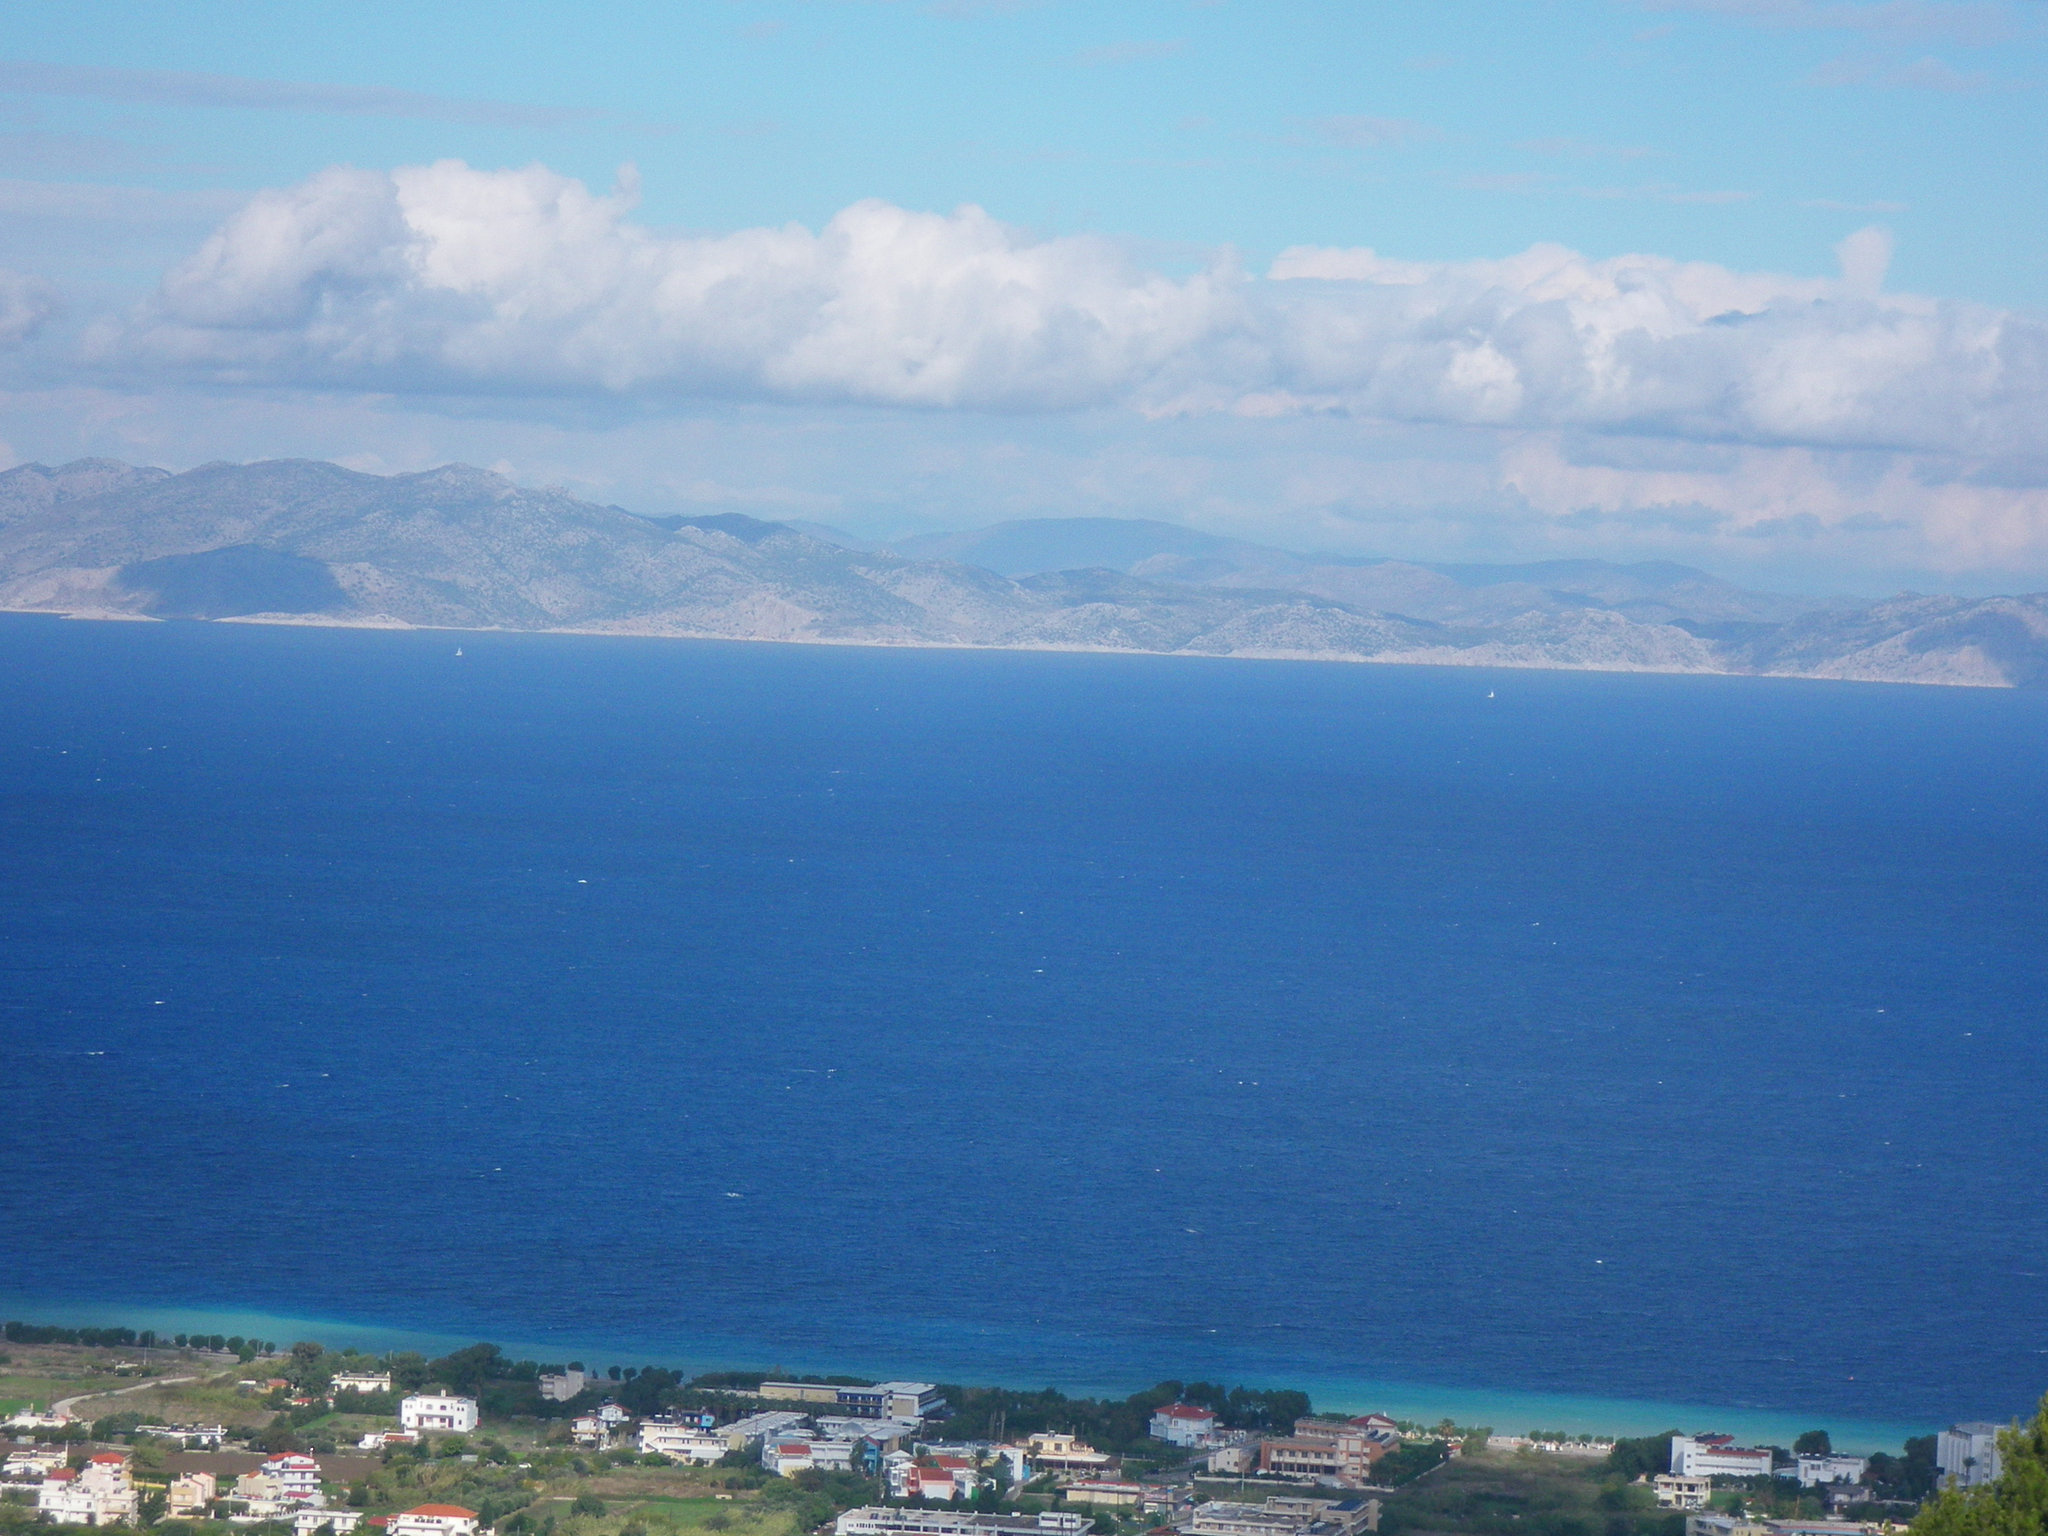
[765,1436,862,1476]
[1671,1436,1775,1480]
[332,1373,393,1395]
[597,1402,631,1426]
[1026,1432,1114,1471]
[296,1513,365,1536]
[400,1394,480,1434]
[538,1370,589,1403]
[359,1431,419,1450]
[887,1456,981,1501]
[387,1505,481,1536]
[572,1414,614,1449]
[1063,1483,1145,1508]
[1655,1476,1711,1510]
[1795,1456,1868,1488]
[169,1473,218,1518]
[39,1455,138,1526]
[1151,1404,1221,1447]
[639,1418,730,1463]
[1937,1425,2004,1489]
[4,1448,68,1479]
[263,1453,326,1503]
[1207,1438,1260,1476]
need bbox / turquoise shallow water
[1,615,2043,1447]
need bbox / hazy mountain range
[2,457,2044,687]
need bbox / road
[51,1375,199,1422]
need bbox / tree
[1911,1395,2048,1536]
[1795,1433,1833,1457]
[571,1495,606,1519]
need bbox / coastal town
[0,1326,2019,1536]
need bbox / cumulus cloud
[96,159,2048,467]
[0,267,57,346]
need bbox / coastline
[0,604,2010,690]
[0,1294,1936,1454]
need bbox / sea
[2,613,2045,1453]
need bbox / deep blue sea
[3,615,2045,1449]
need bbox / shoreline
[0,604,2010,691]
[0,1294,1941,1455]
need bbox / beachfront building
[1672,1436,1775,1480]
[1257,1429,1383,1486]
[1151,1404,1221,1446]
[332,1372,392,1395]
[387,1505,481,1536]
[1938,1425,2004,1490]
[761,1381,946,1420]
[400,1394,479,1434]
[1655,1477,1711,1510]
[539,1370,588,1403]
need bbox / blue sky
[1,0,2045,590]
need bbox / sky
[0,0,2045,593]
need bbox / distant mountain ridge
[1,457,2043,687]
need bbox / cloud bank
[92,160,2046,472]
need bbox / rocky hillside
[2,458,2043,686]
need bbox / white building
[1655,1476,1711,1510]
[332,1372,393,1395]
[1937,1424,2004,1489]
[886,1456,981,1501]
[262,1453,326,1503]
[1672,1436,1775,1480]
[572,1414,614,1449]
[295,1512,365,1536]
[834,1511,1091,1536]
[358,1431,420,1451]
[1151,1404,1221,1446]
[137,1422,227,1448]
[1026,1432,1113,1471]
[39,1455,138,1526]
[640,1419,730,1463]
[765,1436,862,1476]
[387,1505,481,1536]
[4,1448,68,1479]
[1794,1456,1867,1488]
[400,1394,480,1433]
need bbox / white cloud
[0,267,57,346]
[92,160,2048,472]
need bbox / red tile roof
[403,1506,478,1519]
[1154,1405,1215,1419]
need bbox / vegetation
[1381,1446,1684,1536]
[1910,1395,2047,1536]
